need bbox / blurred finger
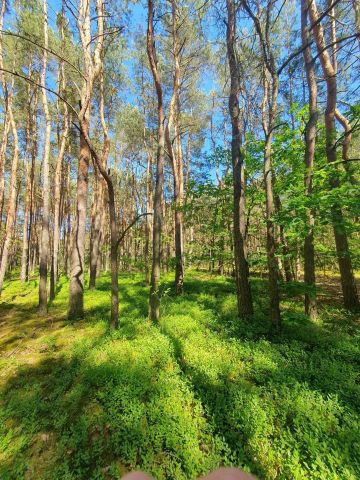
[122,473,153,480]
[201,467,256,480]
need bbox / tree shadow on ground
[1,273,359,479]
[0,324,225,480]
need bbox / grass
[0,271,359,479]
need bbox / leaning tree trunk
[301,0,318,319]
[38,0,51,314]
[309,0,359,310]
[226,0,253,318]
[147,0,165,321]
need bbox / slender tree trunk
[144,149,153,285]
[68,0,104,317]
[0,112,9,230]
[147,0,165,321]
[38,0,51,314]
[301,0,318,319]
[309,0,359,310]
[0,2,19,291]
[262,70,281,328]
[81,123,118,327]
[27,107,37,280]
[20,76,34,283]
[89,73,108,289]
[68,116,90,317]
[165,0,185,294]
[226,0,253,318]
[51,10,69,299]
[89,172,102,289]
[334,109,356,184]
[242,0,281,327]
[0,0,9,235]
[0,94,19,292]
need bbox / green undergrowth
[0,271,359,479]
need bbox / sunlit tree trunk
[0,1,19,292]
[0,89,19,292]
[0,111,9,232]
[226,0,253,318]
[309,0,359,311]
[20,70,34,283]
[68,0,104,317]
[301,0,318,319]
[147,0,165,321]
[165,0,185,294]
[89,71,109,290]
[51,8,69,299]
[38,0,51,314]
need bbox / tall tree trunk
[0,0,9,235]
[20,74,34,283]
[226,0,253,318]
[0,91,19,292]
[38,0,51,314]
[68,116,90,317]
[165,0,185,295]
[144,148,153,285]
[147,0,165,321]
[68,0,104,317]
[0,111,9,231]
[0,1,19,292]
[260,62,281,328]
[242,0,281,328]
[308,0,359,310]
[89,172,102,289]
[301,0,318,319]
[89,70,108,289]
[51,8,69,299]
[353,0,360,51]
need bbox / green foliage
[0,272,359,479]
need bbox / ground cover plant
[1,272,359,480]
[0,0,360,478]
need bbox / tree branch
[116,213,153,248]
[1,30,86,80]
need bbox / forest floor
[0,271,359,480]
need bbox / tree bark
[51,8,69,299]
[147,0,165,321]
[38,0,51,314]
[0,1,19,292]
[308,0,359,310]
[68,0,104,317]
[226,0,253,318]
[20,71,34,283]
[242,0,281,328]
[0,111,9,231]
[165,0,185,295]
[0,91,19,292]
[301,0,317,319]
[89,70,108,289]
